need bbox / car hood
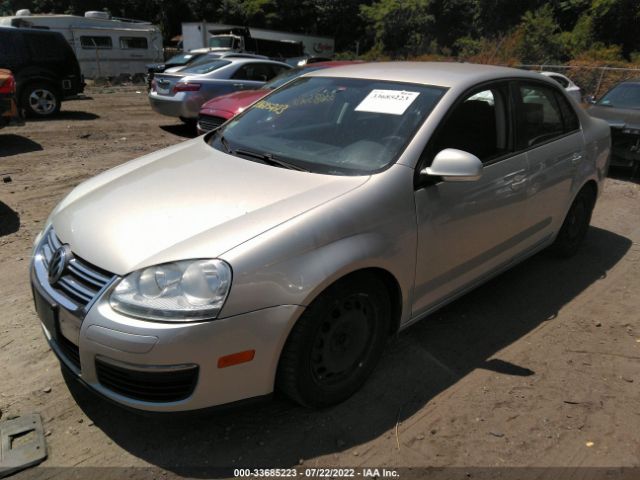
[51,138,368,275]
[587,105,640,129]
[200,89,269,115]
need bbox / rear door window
[232,63,278,82]
[0,31,22,60]
[23,33,64,61]
[515,83,565,149]
[554,91,580,132]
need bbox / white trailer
[181,22,334,58]
[0,10,163,78]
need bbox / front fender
[219,164,418,325]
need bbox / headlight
[109,259,232,321]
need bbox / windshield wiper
[234,148,309,172]
[212,129,232,153]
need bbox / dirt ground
[1,88,639,478]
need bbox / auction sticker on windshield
[355,89,420,115]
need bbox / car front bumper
[148,91,202,119]
[30,232,302,412]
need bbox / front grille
[95,358,199,403]
[41,229,115,309]
[197,114,225,132]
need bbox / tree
[360,0,434,56]
[517,4,566,64]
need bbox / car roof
[305,61,547,88]
[212,57,290,67]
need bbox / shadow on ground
[0,202,20,236]
[64,226,631,475]
[28,111,100,121]
[160,123,198,139]
[0,134,43,157]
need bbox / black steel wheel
[551,185,595,257]
[277,273,391,407]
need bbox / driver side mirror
[421,148,483,182]
[585,95,596,104]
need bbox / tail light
[173,82,201,93]
[0,74,16,95]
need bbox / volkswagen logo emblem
[48,245,72,285]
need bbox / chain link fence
[518,64,640,101]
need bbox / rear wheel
[21,82,61,118]
[277,274,391,408]
[551,186,595,257]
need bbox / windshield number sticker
[355,89,420,115]
[254,100,289,115]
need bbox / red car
[197,61,361,135]
[0,69,23,129]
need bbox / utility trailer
[0,10,163,78]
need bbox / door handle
[510,174,527,190]
[232,83,245,88]
[570,153,583,164]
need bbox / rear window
[0,30,21,59]
[24,32,65,61]
[179,60,230,75]
[80,36,112,49]
[119,37,148,49]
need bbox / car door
[412,82,529,316]
[513,81,584,252]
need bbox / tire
[179,116,197,126]
[551,186,596,257]
[276,273,391,408]
[21,82,61,118]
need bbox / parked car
[0,26,84,117]
[197,60,361,134]
[540,71,581,103]
[0,69,24,128]
[31,62,609,412]
[149,57,290,123]
[586,79,640,175]
[146,50,270,90]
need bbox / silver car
[31,62,610,412]
[540,71,582,103]
[149,58,290,122]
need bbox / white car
[541,71,582,103]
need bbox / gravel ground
[1,88,639,478]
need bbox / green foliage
[0,0,635,64]
[360,0,434,57]
[517,4,565,64]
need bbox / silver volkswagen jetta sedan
[31,62,610,412]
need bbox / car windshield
[166,53,196,66]
[598,83,640,109]
[209,76,446,175]
[179,60,230,75]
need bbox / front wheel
[276,274,391,408]
[21,83,61,118]
[551,186,595,257]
